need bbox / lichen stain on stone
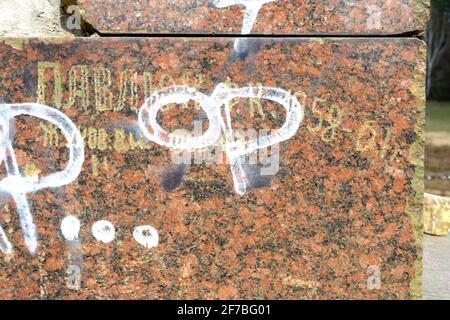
[410,42,427,100]
[405,40,426,299]
[413,0,431,33]
[1,38,26,51]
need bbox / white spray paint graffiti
[138,83,303,195]
[213,0,275,34]
[61,214,83,291]
[92,220,115,243]
[0,224,12,255]
[61,215,81,241]
[0,88,298,256]
[213,0,275,51]
[0,103,84,255]
[0,103,161,256]
[133,225,159,249]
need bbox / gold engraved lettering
[306,97,325,133]
[91,154,99,176]
[356,121,377,152]
[116,70,138,113]
[143,72,153,99]
[128,132,138,151]
[223,77,240,112]
[129,132,147,150]
[249,83,265,119]
[40,122,59,147]
[64,65,90,110]
[81,126,109,151]
[94,67,113,112]
[113,128,129,152]
[321,104,342,143]
[87,127,97,150]
[37,62,62,109]
[97,128,109,151]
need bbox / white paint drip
[0,224,12,255]
[62,215,83,291]
[138,83,303,195]
[133,225,159,249]
[0,103,85,254]
[92,220,115,243]
[61,215,81,241]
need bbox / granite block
[74,0,430,35]
[0,37,424,299]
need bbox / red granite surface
[0,38,424,299]
[76,0,429,35]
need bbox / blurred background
[426,0,450,195]
[424,0,450,300]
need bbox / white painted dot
[61,215,81,241]
[92,220,115,243]
[133,225,159,249]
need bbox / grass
[426,101,450,133]
[425,100,450,195]
[426,145,450,172]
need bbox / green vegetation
[426,101,450,195]
[433,0,450,8]
[426,101,450,133]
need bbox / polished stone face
[76,0,429,34]
[0,38,424,299]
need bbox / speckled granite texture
[0,38,424,299]
[75,0,429,35]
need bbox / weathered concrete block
[0,0,70,37]
[75,0,430,35]
[0,38,424,299]
[424,193,450,236]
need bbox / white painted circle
[92,220,115,243]
[138,86,221,150]
[133,225,159,249]
[61,215,81,241]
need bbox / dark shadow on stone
[242,163,275,190]
[22,65,36,97]
[212,38,265,84]
[60,0,98,37]
[160,164,189,192]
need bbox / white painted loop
[0,103,85,254]
[0,103,85,193]
[217,86,303,155]
[138,86,221,150]
[138,83,303,196]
